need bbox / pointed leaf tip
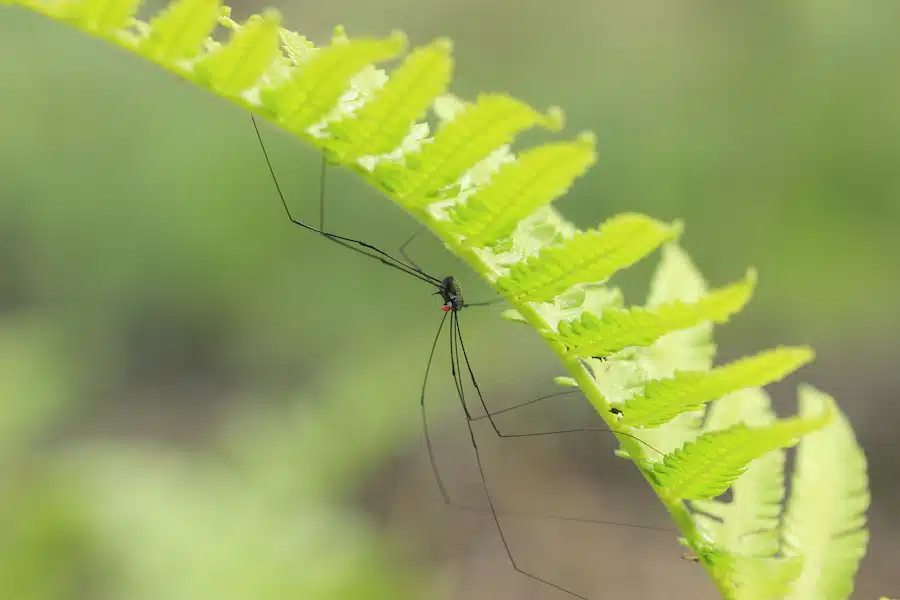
[388,29,408,47]
[545,106,565,131]
[579,131,597,144]
[434,37,453,52]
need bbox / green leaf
[653,401,832,500]
[64,0,141,32]
[620,346,814,428]
[327,39,453,160]
[783,386,870,600]
[496,213,680,302]
[140,0,221,62]
[392,94,562,205]
[446,133,596,247]
[557,269,756,358]
[270,32,407,132]
[195,9,281,96]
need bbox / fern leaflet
[619,346,814,428]
[496,213,680,302]
[267,33,407,132]
[783,386,870,600]
[556,269,756,358]
[692,388,787,559]
[444,133,596,247]
[654,401,833,500]
[326,39,453,161]
[390,94,563,206]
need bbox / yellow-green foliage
[496,213,680,303]
[2,0,872,598]
[554,269,756,358]
[620,347,815,428]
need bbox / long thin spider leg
[495,427,665,459]
[310,151,442,286]
[429,315,672,533]
[322,226,442,287]
[437,319,672,543]
[399,229,428,275]
[463,296,508,308]
[422,312,451,503]
[454,318,665,458]
[251,116,442,288]
[457,314,544,439]
[470,389,582,422]
[449,505,677,533]
[450,315,592,600]
[449,312,472,420]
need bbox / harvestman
[250,116,676,599]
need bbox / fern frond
[496,213,680,302]
[326,39,453,161]
[654,401,832,500]
[556,269,756,358]
[195,10,281,96]
[2,1,873,596]
[389,94,563,206]
[620,346,814,428]
[444,133,597,247]
[783,386,869,600]
[266,33,407,132]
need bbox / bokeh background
[1,0,898,598]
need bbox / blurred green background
[0,0,898,598]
